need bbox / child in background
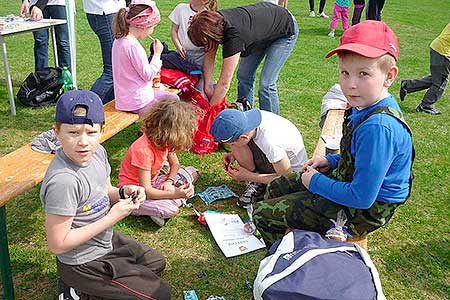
[169,0,218,96]
[112,0,179,116]
[351,0,365,25]
[309,0,329,18]
[119,99,199,226]
[328,0,350,38]
[400,22,450,115]
[41,90,170,299]
[253,21,414,249]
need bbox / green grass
[1,0,450,299]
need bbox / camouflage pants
[253,172,400,248]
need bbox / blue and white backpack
[253,230,386,300]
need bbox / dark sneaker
[237,182,266,208]
[399,80,407,101]
[230,97,252,111]
[58,278,81,300]
[416,104,441,115]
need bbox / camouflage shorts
[253,172,401,248]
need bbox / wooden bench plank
[0,100,138,207]
[313,109,345,159]
[313,109,368,250]
[0,87,179,300]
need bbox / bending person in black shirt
[188,2,298,114]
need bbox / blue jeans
[86,13,116,103]
[33,5,71,71]
[236,15,299,114]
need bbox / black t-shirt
[219,2,295,58]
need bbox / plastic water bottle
[152,70,161,89]
[61,66,73,92]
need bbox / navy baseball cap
[210,109,262,143]
[55,90,105,126]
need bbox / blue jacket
[309,95,413,209]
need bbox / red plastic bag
[160,67,199,93]
[161,67,228,155]
[191,98,228,155]
[181,88,210,111]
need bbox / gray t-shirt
[40,145,113,265]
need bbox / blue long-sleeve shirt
[309,95,413,209]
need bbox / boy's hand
[222,153,235,171]
[153,39,163,56]
[302,156,331,173]
[174,183,194,198]
[301,166,318,189]
[122,185,145,205]
[109,199,140,220]
[226,165,252,182]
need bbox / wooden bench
[313,109,368,250]
[0,86,179,300]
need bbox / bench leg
[348,235,368,250]
[0,206,14,300]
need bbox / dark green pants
[253,172,400,248]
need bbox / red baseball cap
[325,20,399,61]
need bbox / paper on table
[204,211,265,258]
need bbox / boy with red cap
[253,20,415,249]
[41,89,171,299]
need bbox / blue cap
[55,90,105,126]
[210,109,262,143]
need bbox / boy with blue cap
[210,108,307,207]
[41,90,171,299]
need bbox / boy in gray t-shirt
[40,89,171,299]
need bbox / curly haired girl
[118,99,199,226]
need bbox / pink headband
[126,1,160,28]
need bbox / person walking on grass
[118,99,198,227]
[112,0,179,116]
[328,0,350,38]
[253,21,414,249]
[41,89,171,299]
[309,0,329,18]
[400,22,450,115]
[351,0,365,25]
[366,0,385,21]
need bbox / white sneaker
[328,31,335,38]
[150,216,165,226]
[309,11,315,17]
[319,12,329,18]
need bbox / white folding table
[0,18,67,115]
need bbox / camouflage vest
[331,106,415,198]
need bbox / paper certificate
[204,211,266,258]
